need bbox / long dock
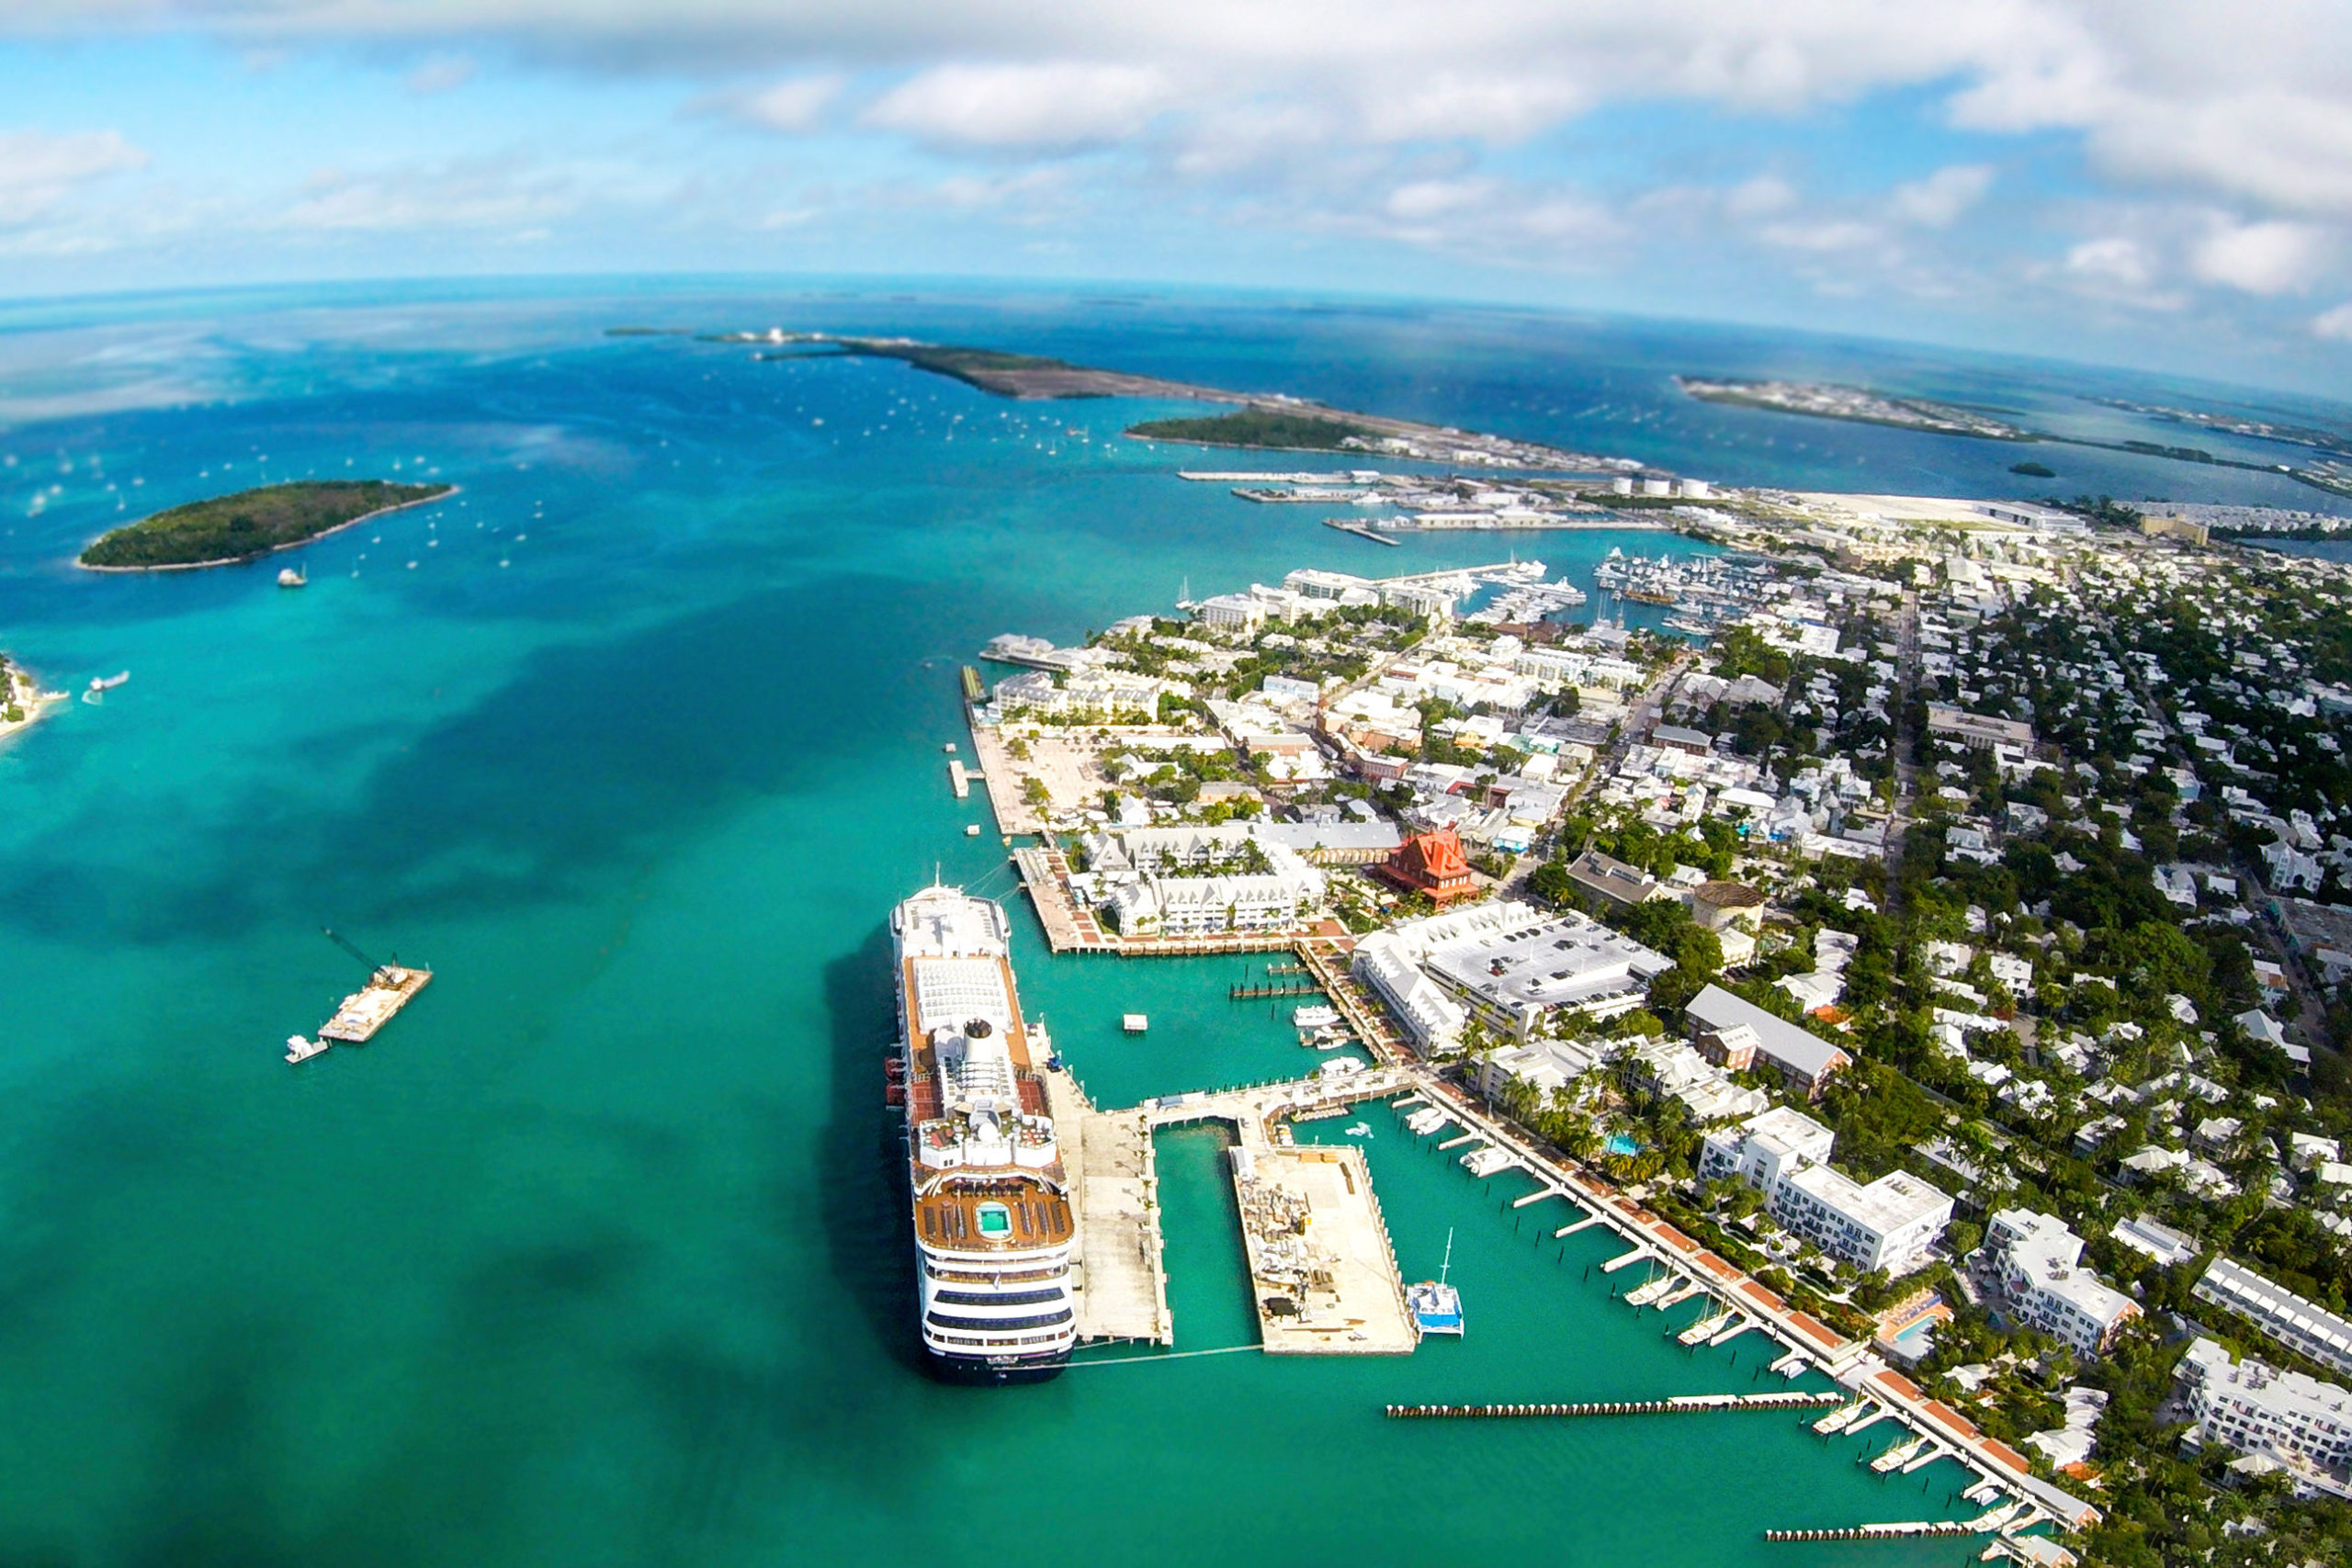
[1764,1522,1980,1541]
[1385,1392,1844,1419]
[1046,1067,1173,1348]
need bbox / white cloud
[741,73,842,132]
[404,54,476,94]
[1724,175,1797,219]
[2189,219,2331,295]
[2064,235,2154,290]
[1891,164,1993,227]
[864,62,1169,150]
[2315,301,2352,341]
[278,157,578,232]
[1759,219,1883,253]
[0,129,148,223]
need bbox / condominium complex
[2177,1338,2352,1499]
[1980,1209,2141,1358]
[1700,1106,1953,1277]
[2194,1258,2352,1378]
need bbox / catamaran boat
[1408,1228,1464,1337]
[891,884,1077,1384]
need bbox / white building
[2194,1258,2352,1377]
[1699,1106,1952,1277]
[1418,908,1668,1040]
[2177,1337,2352,1499]
[1352,930,1467,1053]
[1980,1209,2141,1357]
[1352,900,1665,1050]
[991,666,1168,719]
[1101,844,1326,938]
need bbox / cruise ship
[890,884,1077,1383]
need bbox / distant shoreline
[76,487,461,573]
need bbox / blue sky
[0,2,2348,395]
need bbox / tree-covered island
[77,479,456,570]
[1125,408,1382,450]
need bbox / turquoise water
[4,280,2332,1564]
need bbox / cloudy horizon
[2,0,2350,397]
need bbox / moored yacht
[891,883,1077,1383]
[1408,1228,1464,1337]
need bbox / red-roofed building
[1374,825,1479,905]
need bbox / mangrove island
[78,479,456,570]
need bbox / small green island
[78,479,455,570]
[1125,408,1380,451]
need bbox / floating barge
[319,964,433,1043]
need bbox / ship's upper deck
[893,884,1010,962]
[894,884,1064,1198]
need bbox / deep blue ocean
[0,278,2344,1567]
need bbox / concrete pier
[1144,1071,1415,1356]
[1602,1246,1651,1273]
[1554,1213,1604,1237]
[1045,1068,1173,1347]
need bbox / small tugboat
[1408,1229,1464,1337]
